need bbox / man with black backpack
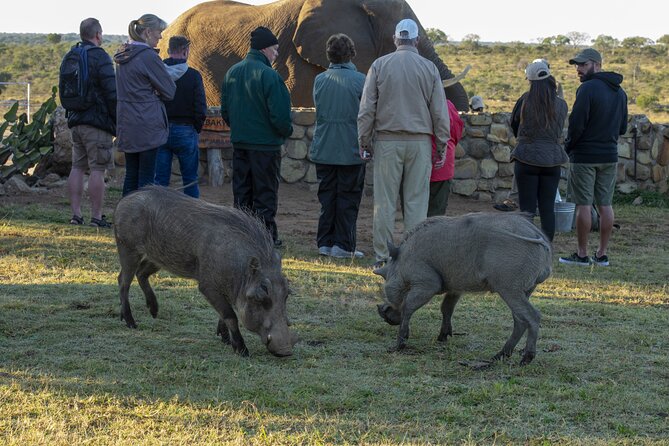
[59,18,116,228]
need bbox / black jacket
[65,40,117,136]
[163,58,207,133]
[565,72,628,163]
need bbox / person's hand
[433,151,446,169]
[360,146,373,161]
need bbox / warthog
[374,212,552,365]
[113,186,297,357]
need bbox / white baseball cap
[525,60,551,81]
[395,19,419,39]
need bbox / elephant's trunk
[417,37,470,111]
[418,37,453,81]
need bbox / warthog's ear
[387,241,399,260]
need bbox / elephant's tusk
[442,65,471,88]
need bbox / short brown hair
[168,35,191,54]
[326,34,356,64]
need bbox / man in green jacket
[221,26,293,247]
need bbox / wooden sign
[199,130,232,149]
[203,116,229,132]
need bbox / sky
[1,0,665,43]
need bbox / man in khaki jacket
[358,18,450,267]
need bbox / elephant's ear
[293,0,381,70]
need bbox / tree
[461,33,480,50]
[591,34,620,55]
[656,34,669,56]
[46,33,62,44]
[621,36,653,50]
[566,31,590,47]
[425,28,448,45]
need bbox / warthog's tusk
[442,65,471,88]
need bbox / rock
[450,179,477,196]
[465,127,487,138]
[454,143,466,159]
[475,192,493,202]
[453,158,478,179]
[493,177,513,189]
[476,179,493,192]
[280,158,307,183]
[0,183,5,195]
[616,162,628,182]
[632,196,643,206]
[38,173,63,187]
[492,113,511,125]
[616,182,637,194]
[617,141,631,159]
[306,126,315,140]
[468,114,492,126]
[636,150,652,165]
[285,140,308,160]
[465,139,491,159]
[291,109,316,126]
[487,123,509,143]
[658,137,669,166]
[7,175,32,193]
[638,135,653,151]
[304,163,318,183]
[479,158,498,179]
[626,163,651,181]
[491,144,512,163]
[289,125,306,140]
[652,165,667,183]
[498,162,515,177]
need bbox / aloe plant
[0,86,58,181]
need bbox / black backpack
[59,43,95,111]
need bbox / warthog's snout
[265,330,299,357]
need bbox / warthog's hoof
[491,350,511,362]
[121,315,137,329]
[519,351,535,366]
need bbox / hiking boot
[592,253,609,266]
[318,246,332,256]
[330,245,364,259]
[90,215,112,228]
[558,252,591,266]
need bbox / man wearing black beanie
[221,26,293,247]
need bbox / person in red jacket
[428,99,464,216]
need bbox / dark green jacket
[220,50,293,151]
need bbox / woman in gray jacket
[511,60,568,241]
[114,14,176,196]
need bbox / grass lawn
[1,191,668,445]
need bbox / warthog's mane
[143,186,276,263]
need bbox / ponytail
[127,14,167,43]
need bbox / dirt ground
[3,178,493,258]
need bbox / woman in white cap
[509,60,568,241]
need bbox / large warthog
[374,212,552,365]
[113,186,297,357]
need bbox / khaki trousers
[372,139,431,261]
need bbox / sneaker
[318,246,332,256]
[592,253,609,266]
[330,245,364,259]
[90,215,112,228]
[558,253,591,266]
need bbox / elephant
[160,0,470,110]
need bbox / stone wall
[51,106,669,199]
[198,107,669,199]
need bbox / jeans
[122,148,158,197]
[155,124,200,198]
[315,163,365,252]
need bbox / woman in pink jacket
[428,99,464,216]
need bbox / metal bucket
[554,201,576,233]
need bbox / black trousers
[514,161,561,241]
[315,163,365,251]
[232,148,281,241]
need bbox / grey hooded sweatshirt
[113,42,176,153]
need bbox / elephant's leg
[136,259,161,318]
[437,292,461,342]
[116,244,141,328]
[199,284,248,356]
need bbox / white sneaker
[318,246,332,256]
[330,245,364,259]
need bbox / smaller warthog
[375,212,552,365]
[113,186,297,357]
